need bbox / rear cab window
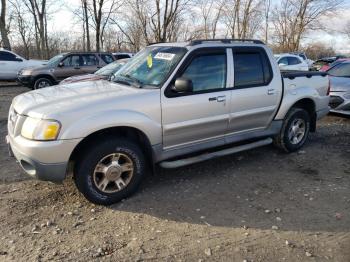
[233,48,272,88]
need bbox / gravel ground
[0,85,349,262]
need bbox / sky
[49,0,350,54]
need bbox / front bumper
[17,75,34,87]
[6,134,81,183]
[329,92,350,116]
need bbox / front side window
[0,51,17,61]
[288,57,302,65]
[181,53,226,92]
[328,63,350,77]
[234,52,267,87]
[81,55,98,66]
[113,46,187,88]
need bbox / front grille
[329,96,344,109]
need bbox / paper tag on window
[154,53,175,61]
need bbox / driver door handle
[209,96,226,102]
[216,96,226,102]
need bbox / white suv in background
[0,49,46,80]
[275,54,309,71]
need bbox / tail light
[327,78,331,96]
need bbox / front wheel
[34,78,52,89]
[274,108,311,153]
[74,138,146,205]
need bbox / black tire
[74,138,146,205]
[274,108,311,153]
[34,77,52,89]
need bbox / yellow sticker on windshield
[147,54,153,68]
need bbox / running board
[159,138,273,169]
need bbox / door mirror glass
[58,62,64,67]
[173,77,193,93]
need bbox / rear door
[161,48,231,149]
[227,47,281,136]
[81,54,100,74]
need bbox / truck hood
[12,80,151,118]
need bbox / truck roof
[150,39,265,49]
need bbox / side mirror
[109,74,116,81]
[172,77,193,93]
[58,62,64,67]
[279,63,287,67]
[15,57,23,62]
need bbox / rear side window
[234,51,272,88]
[181,53,226,92]
[288,57,302,65]
[328,63,350,77]
[62,55,81,67]
[81,55,98,66]
[0,51,17,61]
[99,54,114,64]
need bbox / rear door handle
[267,89,275,95]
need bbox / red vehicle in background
[320,58,350,72]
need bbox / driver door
[161,48,231,149]
[55,54,83,81]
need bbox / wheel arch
[33,74,56,85]
[290,98,316,132]
[68,126,154,176]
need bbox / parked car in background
[275,54,309,71]
[311,56,348,71]
[328,61,350,115]
[291,52,314,67]
[319,58,350,72]
[17,52,115,89]
[7,39,330,205]
[112,52,134,60]
[0,49,46,80]
[60,58,129,85]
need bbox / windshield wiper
[122,74,143,88]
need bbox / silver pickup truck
[7,39,330,205]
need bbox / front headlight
[21,117,61,141]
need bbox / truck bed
[281,71,327,79]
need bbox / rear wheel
[74,138,146,205]
[34,78,52,89]
[274,108,310,152]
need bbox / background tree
[0,0,11,50]
[272,0,343,52]
[9,0,34,58]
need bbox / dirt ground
[0,84,349,262]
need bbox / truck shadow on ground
[111,141,350,232]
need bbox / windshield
[328,63,350,77]
[47,54,65,66]
[95,60,127,76]
[112,46,187,88]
